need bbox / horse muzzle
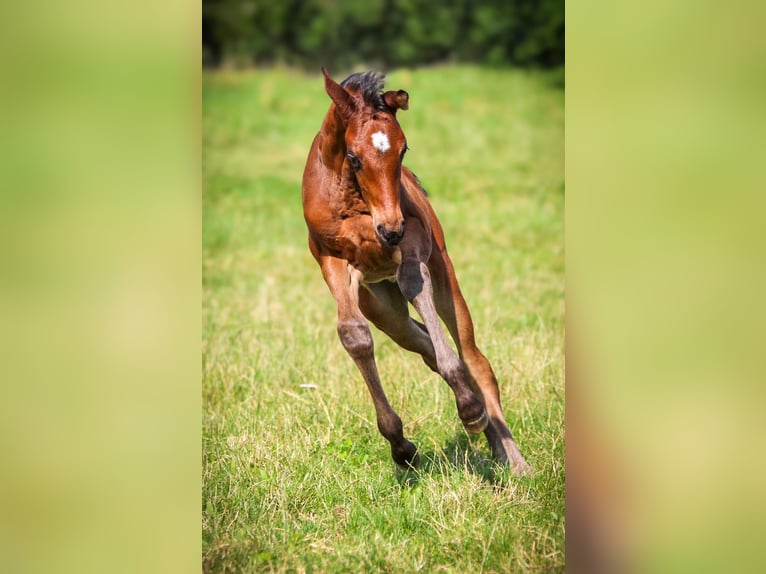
[375,220,405,247]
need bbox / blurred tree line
[203,0,563,70]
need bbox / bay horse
[302,68,532,476]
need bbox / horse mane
[340,71,389,111]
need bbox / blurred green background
[203,0,564,71]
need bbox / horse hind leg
[463,344,532,476]
[358,280,438,373]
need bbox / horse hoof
[462,409,489,434]
[513,461,535,478]
[397,451,420,470]
[393,440,419,469]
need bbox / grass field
[202,65,564,572]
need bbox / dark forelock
[340,71,389,111]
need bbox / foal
[302,68,532,475]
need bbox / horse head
[322,67,410,247]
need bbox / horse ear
[322,66,355,122]
[383,90,409,113]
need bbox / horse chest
[326,217,400,282]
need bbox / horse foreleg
[397,258,488,434]
[432,253,533,476]
[319,255,419,468]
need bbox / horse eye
[347,153,361,170]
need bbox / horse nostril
[375,222,404,246]
[388,228,404,246]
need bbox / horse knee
[337,320,373,359]
[397,261,426,301]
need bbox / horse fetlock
[337,320,373,359]
[377,412,404,442]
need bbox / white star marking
[371,131,391,153]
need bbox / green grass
[203,65,564,572]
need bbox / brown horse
[302,68,532,475]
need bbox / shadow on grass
[395,432,533,490]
